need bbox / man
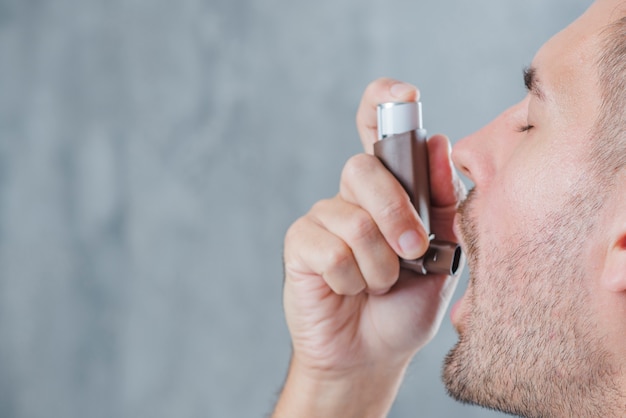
[274,0,626,416]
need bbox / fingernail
[390,82,416,98]
[398,230,426,259]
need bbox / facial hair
[442,185,624,417]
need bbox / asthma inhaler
[375,102,462,276]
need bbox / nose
[451,102,525,189]
[451,126,495,189]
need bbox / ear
[600,172,626,293]
[601,232,626,293]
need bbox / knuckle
[283,217,312,277]
[283,218,301,248]
[341,153,377,185]
[324,243,365,296]
[283,216,309,261]
[325,242,354,272]
[345,209,378,244]
[310,198,333,216]
[379,199,410,225]
[365,77,392,96]
[284,215,307,244]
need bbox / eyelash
[517,124,534,133]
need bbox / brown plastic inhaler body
[374,102,463,276]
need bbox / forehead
[531,1,623,127]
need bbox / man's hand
[274,78,466,418]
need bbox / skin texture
[275,1,626,416]
[445,0,626,415]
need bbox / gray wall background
[0,0,592,417]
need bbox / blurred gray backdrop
[0,0,592,417]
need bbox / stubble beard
[442,186,623,417]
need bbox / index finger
[356,78,420,154]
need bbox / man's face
[443,1,626,415]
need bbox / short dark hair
[594,16,626,175]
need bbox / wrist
[273,355,410,418]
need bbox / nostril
[451,149,471,179]
[457,163,471,179]
[451,140,482,187]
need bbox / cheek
[480,138,582,241]
[479,165,546,242]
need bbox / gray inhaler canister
[375,102,462,276]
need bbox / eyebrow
[523,66,546,101]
